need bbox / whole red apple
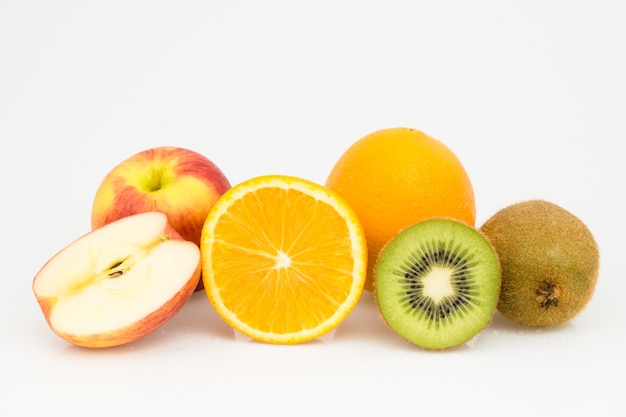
[91,146,231,289]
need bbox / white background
[2,1,624,416]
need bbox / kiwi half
[480,200,599,327]
[375,218,501,350]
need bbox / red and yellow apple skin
[32,212,201,348]
[91,146,230,290]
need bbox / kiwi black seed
[375,218,501,350]
[479,199,599,327]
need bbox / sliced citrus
[200,175,367,344]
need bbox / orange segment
[200,175,367,344]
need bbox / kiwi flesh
[375,218,501,350]
[479,199,599,327]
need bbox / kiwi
[375,218,501,350]
[480,199,599,327]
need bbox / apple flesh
[90,146,230,290]
[32,212,201,348]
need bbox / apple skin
[33,212,201,348]
[91,146,230,290]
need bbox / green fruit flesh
[375,219,501,350]
[480,200,599,327]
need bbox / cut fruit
[375,218,501,350]
[200,175,367,344]
[32,212,201,348]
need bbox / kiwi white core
[422,267,454,302]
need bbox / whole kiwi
[480,200,599,327]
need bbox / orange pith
[201,175,367,344]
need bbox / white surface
[2,1,624,415]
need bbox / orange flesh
[208,186,357,335]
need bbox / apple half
[32,211,201,348]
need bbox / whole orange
[325,127,476,292]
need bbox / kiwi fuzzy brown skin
[374,218,501,350]
[480,200,599,328]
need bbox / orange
[200,175,367,344]
[325,127,476,292]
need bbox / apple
[91,146,231,290]
[32,212,201,348]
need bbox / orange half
[200,175,367,344]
